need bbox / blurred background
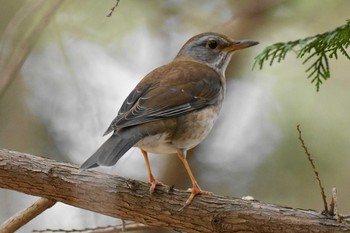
[0,0,349,232]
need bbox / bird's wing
[104,60,223,134]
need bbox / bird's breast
[136,104,222,154]
[171,104,221,150]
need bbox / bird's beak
[226,40,259,52]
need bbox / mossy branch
[254,20,350,91]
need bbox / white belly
[136,105,221,154]
[136,133,176,154]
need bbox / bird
[80,32,258,206]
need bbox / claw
[186,185,213,205]
[179,185,213,211]
[149,179,164,194]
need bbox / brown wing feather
[105,60,223,134]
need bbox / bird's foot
[179,185,213,211]
[185,187,213,205]
[149,178,165,195]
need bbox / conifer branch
[254,20,350,91]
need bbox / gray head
[175,32,258,75]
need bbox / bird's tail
[80,133,142,170]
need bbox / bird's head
[175,32,258,75]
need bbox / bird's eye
[206,39,218,49]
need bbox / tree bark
[0,148,349,233]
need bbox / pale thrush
[81,32,258,205]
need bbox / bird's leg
[177,149,213,206]
[140,149,164,194]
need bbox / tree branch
[0,197,56,233]
[0,0,63,98]
[0,148,349,233]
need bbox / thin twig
[330,188,335,216]
[296,124,328,213]
[32,223,155,233]
[106,0,120,17]
[332,187,342,223]
[91,224,154,233]
[0,197,56,233]
[121,220,125,232]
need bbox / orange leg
[177,149,212,206]
[140,149,164,194]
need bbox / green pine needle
[254,20,350,91]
